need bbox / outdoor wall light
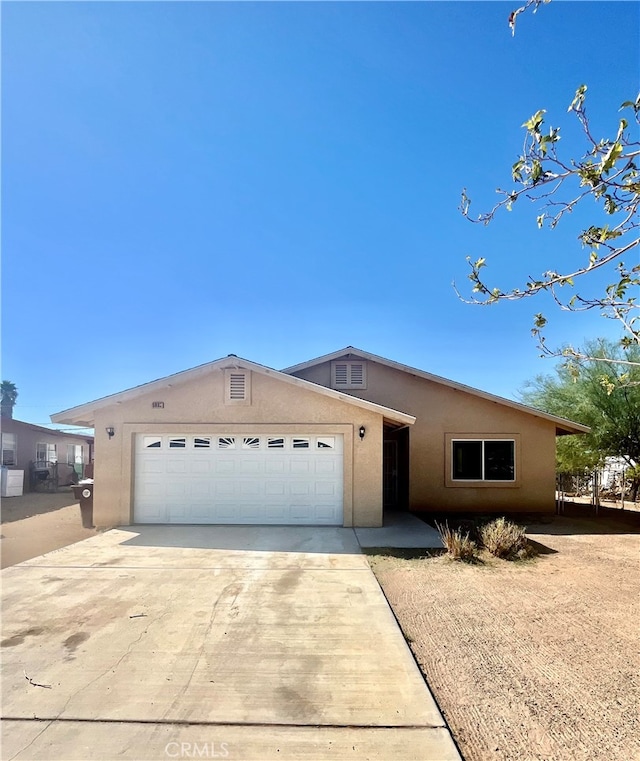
[105,426,115,439]
[359,425,366,440]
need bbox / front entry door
[383,440,398,509]
[383,427,409,511]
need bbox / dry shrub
[479,517,531,559]
[436,521,477,562]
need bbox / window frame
[2,433,17,466]
[445,433,520,488]
[36,442,57,463]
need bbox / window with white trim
[2,433,17,466]
[36,442,57,463]
[224,369,251,405]
[452,439,515,481]
[331,361,367,390]
[67,444,83,465]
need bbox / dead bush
[479,517,531,559]
[436,522,478,562]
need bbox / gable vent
[331,360,367,390]
[350,363,364,385]
[334,364,349,386]
[229,373,246,400]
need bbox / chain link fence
[556,461,639,513]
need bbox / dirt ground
[368,514,640,761]
[1,489,95,569]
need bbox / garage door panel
[134,433,344,525]
[190,459,212,474]
[316,482,337,496]
[214,481,236,496]
[239,459,262,475]
[166,460,187,474]
[315,459,339,474]
[141,459,164,474]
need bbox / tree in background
[520,339,640,499]
[1,381,18,419]
[457,0,639,378]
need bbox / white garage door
[133,433,343,525]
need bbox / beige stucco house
[50,347,588,529]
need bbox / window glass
[484,440,515,481]
[452,440,515,481]
[194,437,211,448]
[2,433,17,466]
[452,441,483,480]
[143,436,162,448]
[218,437,236,449]
[293,438,309,449]
[242,437,260,449]
[268,438,284,448]
[169,438,186,448]
[317,437,335,449]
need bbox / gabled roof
[1,418,93,441]
[282,346,590,436]
[50,355,416,428]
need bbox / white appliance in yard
[1,468,24,497]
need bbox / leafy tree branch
[456,0,639,371]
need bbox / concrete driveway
[2,525,459,760]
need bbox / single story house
[50,347,588,529]
[1,418,94,492]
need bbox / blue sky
[2,1,638,430]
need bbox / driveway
[1,525,459,760]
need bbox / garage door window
[194,437,211,448]
[169,437,186,448]
[293,438,310,448]
[144,437,162,448]
[268,437,284,448]
[317,437,335,449]
[242,437,260,449]
[218,437,236,449]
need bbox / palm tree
[1,381,18,419]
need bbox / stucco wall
[292,358,558,514]
[92,364,384,529]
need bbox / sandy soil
[1,489,95,569]
[368,515,640,761]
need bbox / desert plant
[436,521,477,562]
[479,517,530,559]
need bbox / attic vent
[334,364,348,386]
[331,360,367,390]
[229,373,246,400]
[225,369,251,405]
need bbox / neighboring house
[50,347,588,529]
[0,418,94,492]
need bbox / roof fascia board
[50,355,416,427]
[283,346,590,435]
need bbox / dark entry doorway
[383,426,409,511]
